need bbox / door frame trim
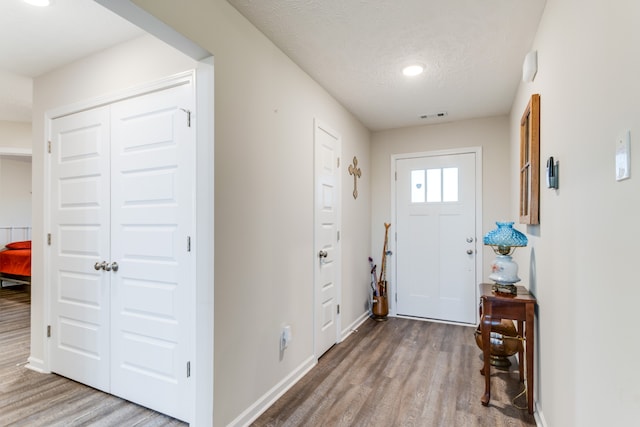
[313,118,342,358]
[390,147,483,321]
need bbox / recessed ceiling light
[23,0,51,7]
[402,64,424,77]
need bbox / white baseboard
[228,355,317,427]
[227,312,370,427]
[25,355,47,373]
[340,310,369,342]
[534,401,547,427]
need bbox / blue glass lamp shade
[483,221,528,255]
[483,222,528,285]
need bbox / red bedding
[0,243,31,277]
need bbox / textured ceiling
[0,0,144,122]
[227,0,547,131]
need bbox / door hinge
[337,230,340,242]
[180,108,191,127]
[337,304,340,315]
[47,233,51,245]
[337,157,340,168]
[395,171,397,181]
[47,325,51,338]
[187,236,191,252]
[186,361,191,378]
[48,140,52,153]
[395,293,398,303]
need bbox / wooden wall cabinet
[519,94,540,225]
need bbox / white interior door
[109,83,195,421]
[49,81,195,422]
[395,152,477,324]
[314,120,341,357]
[50,106,111,391]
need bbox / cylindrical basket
[372,296,388,320]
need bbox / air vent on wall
[420,112,448,120]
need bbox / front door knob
[318,250,328,258]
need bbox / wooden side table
[479,283,536,414]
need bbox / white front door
[49,81,195,422]
[314,120,341,357]
[395,152,477,324]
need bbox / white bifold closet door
[49,81,195,422]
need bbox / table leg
[525,303,535,414]
[480,302,493,406]
[517,320,524,383]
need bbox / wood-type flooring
[253,315,537,427]
[1,286,536,426]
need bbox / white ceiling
[0,1,547,131]
[0,0,144,122]
[227,0,547,131]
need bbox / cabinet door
[109,82,195,421]
[50,106,111,391]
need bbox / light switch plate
[616,130,631,181]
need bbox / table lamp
[483,221,528,295]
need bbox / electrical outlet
[280,325,292,351]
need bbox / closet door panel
[109,82,195,421]
[49,106,111,391]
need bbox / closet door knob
[110,262,119,272]
[103,262,112,271]
[94,261,107,271]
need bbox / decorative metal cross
[348,156,361,199]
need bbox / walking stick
[378,223,391,297]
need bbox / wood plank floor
[3,285,537,426]
[0,286,186,427]
[253,316,537,427]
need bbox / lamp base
[492,283,517,295]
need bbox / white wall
[30,34,199,368]
[371,116,511,284]
[510,1,640,426]
[0,120,31,150]
[0,121,32,229]
[133,1,372,425]
[0,157,31,227]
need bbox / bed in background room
[0,240,31,286]
[0,227,32,288]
